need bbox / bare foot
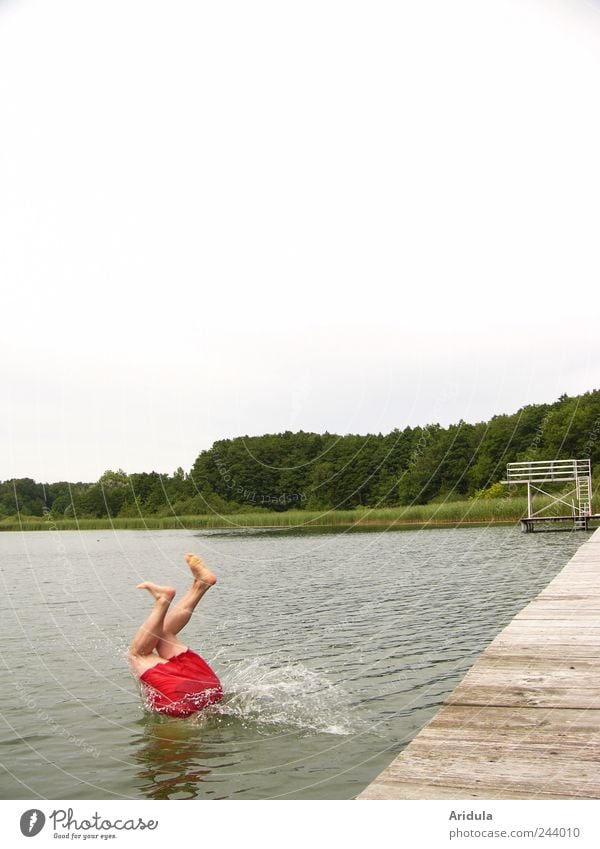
[137,582,176,603]
[185,553,217,586]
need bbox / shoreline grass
[2,496,596,533]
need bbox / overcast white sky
[1,0,600,482]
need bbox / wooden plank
[489,632,600,644]
[484,646,600,661]
[536,593,600,600]
[420,704,600,741]
[517,610,600,617]
[498,621,600,631]
[444,687,600,709]
[358,780,571,800]
[539,576,600,585]
[533,603,600,609]
[463,655,600,673]
[489,638,600,654]
[377,749,600,798]
[546,574,600,580]
[515,609,600,620]
[498,621,600,632]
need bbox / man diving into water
[128,553,223,717]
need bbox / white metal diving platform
[502,459,597,532]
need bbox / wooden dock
[520,515,600,533]
[358,527,600,799]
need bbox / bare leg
[156,554,217,660]
[128,583,176,676]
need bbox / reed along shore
[3,496,595,532]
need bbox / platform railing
[504,459,591,484]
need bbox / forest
[2,389,599,522]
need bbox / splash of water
[204,656,357,736]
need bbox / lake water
[0,525,588,800]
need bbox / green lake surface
[0,526,588,800]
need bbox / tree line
[2,389,599,520]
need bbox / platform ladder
[574,472,592,530]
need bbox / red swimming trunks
[139,649,223,718]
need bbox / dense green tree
[2,389,600,521]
